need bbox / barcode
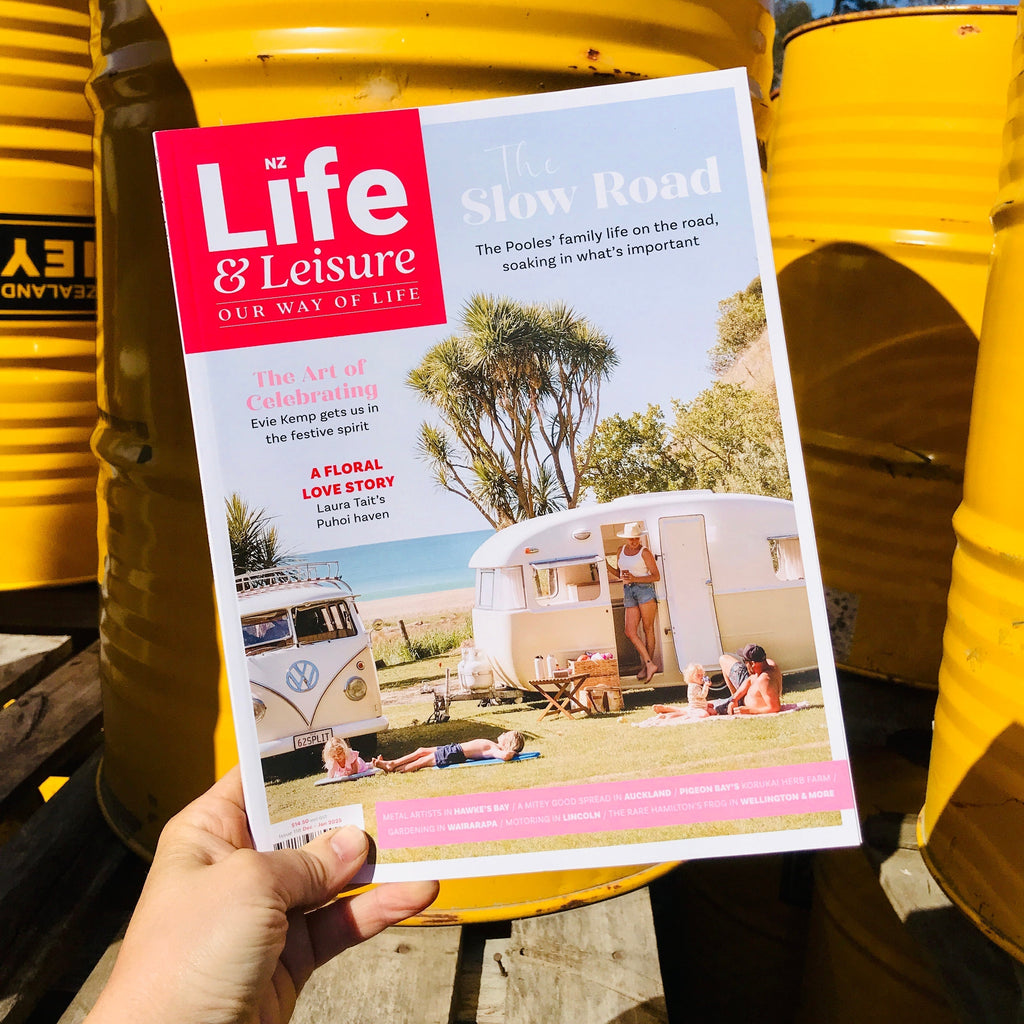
[273,828,327,851]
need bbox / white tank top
[618,546,649,578]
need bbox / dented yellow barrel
[0,0,97,589]
[919,4,1024,960]
[797,848,959,1024]
[89,0,770,913]
[768,7,1014,687]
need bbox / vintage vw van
[469,491,818,688]
[237,562,386,759]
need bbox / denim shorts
[623,582,657,608]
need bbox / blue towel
[435,751,540,769]
[314,767,379,785]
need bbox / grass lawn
[377,650,460,690]
[264,672,840,865]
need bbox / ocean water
[305,529,494,601]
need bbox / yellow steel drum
[918,3,1024,961]
[89,0,772,915]
[658,853,812,1023]
[768,7,1015,688]
[796,847,958,1024]
[0,0,97,589]
[404,863,672,925]
[797,745,957,1024]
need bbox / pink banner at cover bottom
[375,761,854,849]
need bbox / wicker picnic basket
[571,657,619,678]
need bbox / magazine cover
[155,69,860,881]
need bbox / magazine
[155,69,860,881]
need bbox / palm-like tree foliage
[408,294,617,528]
[225,493,290,575]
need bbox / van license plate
[294,729,333,751]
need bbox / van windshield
[294,601,359,645]
[241,613,292,653]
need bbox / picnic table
[0,627,673,1024]
[4,621,1022,1024]
[522,673,592,721]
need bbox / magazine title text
[198,147,415,296]
[156,108,446,352]
[462,141,723,226]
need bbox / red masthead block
[155,109,445,353]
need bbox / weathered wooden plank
[451,926,510,1024]
[866,815,1024,1024]
[0,748,145,1024]
[477,936,511,1024]
[55,939,124,1024]
[0,634,73,705]
[506,888,667,1024]
[0,641,101,807]
[292,923,462,1024]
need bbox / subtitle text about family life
[475,214,718,275]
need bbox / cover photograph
[154,69,860,881]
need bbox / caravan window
[531,558,603,606]
[294,602,359,645]
[769,536,805,581]
[241,612,292,652]
[533,567,559,601]
[476,567,526,610]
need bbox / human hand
[86,767,438,1024]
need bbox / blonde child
[323,735,372,779]
[637,663,716,726]
[684,662,711,710]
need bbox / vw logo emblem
[286,660,319,693]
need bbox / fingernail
[330,826,368,863]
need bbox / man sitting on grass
[713,644,783,716]
[373,730,525,772]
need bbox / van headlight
[252,696,267,723]
[345,676,367,701]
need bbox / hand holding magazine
[154,69,859,882]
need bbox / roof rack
[234,561,354,595]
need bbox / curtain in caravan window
[476,567,526,609]
[494,567,526,609]
[770,536,804,581]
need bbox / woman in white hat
[609,521,660,682]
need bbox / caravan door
[658,515,723,666]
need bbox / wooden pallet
[0,634,146,1024]
[6,636,1022,1024]
[0,634,670,1024]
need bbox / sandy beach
[357,586,475,623]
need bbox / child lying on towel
[373,731,525,773]
[322,735,372,778]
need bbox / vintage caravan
[469,491,816,689]
[237,562,387,759]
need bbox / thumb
[264,826,370,912]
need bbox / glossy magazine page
[154,69,860,881]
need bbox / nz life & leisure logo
[155,109,446,353]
